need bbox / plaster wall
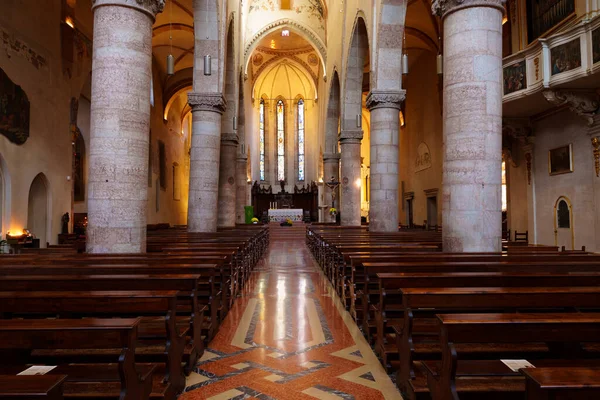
[0,0,93,244]
[532,110,598,251]
[398,50,443,226]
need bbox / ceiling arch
[244,19,327,80]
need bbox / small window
[557,199,570,228]
[158,140,166,190]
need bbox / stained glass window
[259,99,265,181]
[277,100,285,182]
[297,99,305,181]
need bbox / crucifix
[325,176,340,209]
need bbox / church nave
[182,225,401,400]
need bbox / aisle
[181,224,402,400]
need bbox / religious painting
[415,142,432,172]
[503,61,527,95]
[0,68,30,145]
[295,0,325,19]
[550,38,581,75]
[548,144,573,175]
[593,27,600,64]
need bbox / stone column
[366,90,405,232]
[236,152,248,224]
[187,93,226,232]
[339,130,362,226]
[217,134,238,227]
[87,0,164,253]
[433,0,505,252]
[523,141,537,244]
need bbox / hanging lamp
[401,33,408,75]
[166,0,174,76]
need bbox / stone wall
[531,110,598,251]
[398,50,443,226]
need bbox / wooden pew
[373,271,600,370]
[0,274,206,368]
[394,287,600,399]
[520,367,600,400]
[0,318,156,400]
[0,375,67,399]
[423,313,600,400]
[0,290,186,396]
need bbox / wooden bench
[0,318,156,399]
[0,290,187,396]
[423,313,600,400]
[0,375,67,399]
[395,287,600,399]
[521,367,600,400]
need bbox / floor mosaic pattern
[181,228,402,400]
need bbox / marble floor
[181,226,403,400]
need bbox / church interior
[2,0,600,398]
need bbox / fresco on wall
[296,0,325,19]
[249,0,276,13]
[0,68,30,145]
[415,142,432,172]
[551,38,581,75]
[503,61,527,95]
[593,27,600,64]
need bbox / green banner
[244,206,254,224]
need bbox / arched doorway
[27,173,49,247]
[554,196,574,250]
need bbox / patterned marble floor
[181,227,402,400]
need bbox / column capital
[221,132,239,144]
[366,90,406,111]
[542,89,600,126]
[432,0,505,18]
[92,0,165,18]
[188,92,227,114]
[323,153,341,162]
[339,129,363,143]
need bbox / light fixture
[233,116,238,131]
[355,178,362,188]
[166,0,174,76]
[356,114,362,128]
[270,40,276,49]
[204,55,212,75]
[65,16,75,29]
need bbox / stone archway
[323,71,341,219]
[27,173,49,248]
[340,15,369,227]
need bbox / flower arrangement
[251,217,259,224]
[329,207,337,216]
[280,218,293,227]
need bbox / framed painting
[548,144,573,175]
[550,38,581,75]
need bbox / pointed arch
[326,70,341,154]
[244,19,327,79]
[27,173,50,247]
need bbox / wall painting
[593,27,600,64]
[503,61,527,95]
[550,38,581,75]
[548,143,573,176]
[0,68,30,145]
[415,142,432,172]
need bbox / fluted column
[366,90,405,232]
[187,93,226,232]
[339,130,362,226]
[217,133,238,227]
[87,0,164,253]
[433,0,505,252]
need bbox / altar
[268,209,303,222]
